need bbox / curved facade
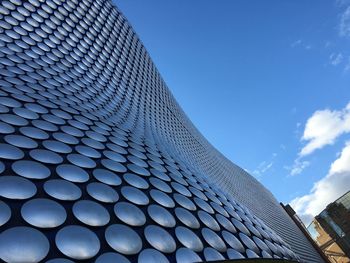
[0,0,323,262]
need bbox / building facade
[308,191,350,263]
[0,0,324,262]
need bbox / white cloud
[324,41,331,48]
[261,162,273,173]
[299,102,350,156]
[339,6,350,37]
[344,56,350,72]
[287,159,310,176]
[252,161,274,178]
[291,142,350,225]
[336,0,350,7]
[251,153,277,179]
[329,52,344,65]
[290,39,312,50]
[291,39,302,48]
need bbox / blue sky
[114,0,350,225]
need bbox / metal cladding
[0,0,324,262]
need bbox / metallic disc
[4,134,38,149]
[246,249,260,258]
[175,226,203,252]
[29,149,63,164]
[55,225,100,260]
[0,175,36,199]
[101,159,127,173]
[121,186,149,205]
[175,207,200,229]
[253,236,271,254]
[73,200,110,226]
[86,182,119,203]
[144,225,176,253]
[76,145,101,158]
[123,173,149,189]
[147,204,175,228]
[95,252,130,263]
[246,222,262,238]
[43,140,72,154]
[20,127,49,140]
[216,214,236,233]
[211,202,229,217]
[194,197,214,214]
[114,202,146,226]
[56,164,89,183]
[0,226,49,263]
[265,240,279,255]
[0,161,4,174]
[231,218,250,236]
[150,189,175,208]
[67,153,96,168]
[198,210,220,231]
[203,247,225,261]
[128,155,147,167]
[239,233,260,254]
[0,122,14,134]
[0,201,11,226]
[44,179,82,201]
[0,143,24,160]
[222,230,245,252]
[171,182,191,196]
[92,168,122,186]
[201,228,227,252]
[138,249,169,263]
[103,150,126,162]
[227,249,245,259]
[149,177,172,193]
[174,194,196,211]
[105,224,142,255]
[21,198,66,228]
[45,259,75,263]
[262,250,273,258]
[175,248,202,263]
[12,160,50,179]
[127,163,150,176]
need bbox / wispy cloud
[291,39,302,48]
[252,161,274,178]
[324,41,332,48]
[336,0,350,7]
[339,6,350,37]
[290,39,312,50]
[291,141,350,225]
[285,159,310,176]
[299,102,350,156]
[344,56,350,72]
[329,52,344,65]
[251,154,277,179]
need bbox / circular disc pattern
[73,200,110,226]
[21,198,66,228]
[0,0,301,262]
[0,227,49,263]
[144,225,176,253]
[114,202,146,226]
[105,224,142,255]
[55,225,100,260]
[12,160,50,179]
